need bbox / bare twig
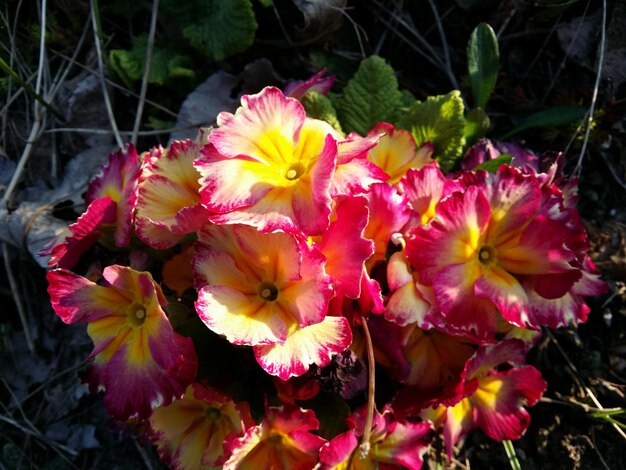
[131,0,159,145]
[45,123,206,137]
[591,428,612,470]
[327,5,368,59]
[426,0,459,90]
[542,0,592,102]
[546,329,626,440]
[599,151,626,191]
[574,0,606,177]
[48,50,178,117]
[1,0,49,206]
[89,0,124,149]
[372,0,447,71]
[2,243,35,354]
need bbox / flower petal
[254,316,352,380]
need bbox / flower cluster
[44,81,605,468]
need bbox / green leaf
[464,107,490,144]
[257,0,273,6]
[337,55,403,135]
[467,23,499,110]
[399,90,466,172]
[301,91,343,133]
[499,105,586,139]
[109,35,195,88]
[162,0,257,61]
[473,154,512,173]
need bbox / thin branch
[426,0,459,89]
[574,0,606,177]
[2,244,35,354]
[1,111,45,205]
[89,0,124,149]
[546,329,626,440]
[45,123,205,136]
[1,0,49,205]
[131,0,159,145]
[371,0,446,70]
[48,49,178,117]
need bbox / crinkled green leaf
[163,0,257,61]
[399,90,466,172]
[257,0,273,6]
[337,55,403,135]
[474,154,512,173]
[301,91,343,133]
[499,105,586,139]
[467,23,499,110]
[109,35,195,88]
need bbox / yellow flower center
[285,163,305,181]
[127,302,147,327]
[205,407,222,421]
[478,245,497,266]
[258,281,279,301]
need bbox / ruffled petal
[254,316,352,380]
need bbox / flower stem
[358,314,376,458]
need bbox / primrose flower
[135,140,209,249]
[406,165,584,341]
[284,68,335,100]
[194,224,347,378]
[368,317,474,409]
[194,224,332,345]
[196,86,338,236]
[149,383,254,469]
[44,144,141,268]
[421,340,546,457]
[224,405,326,470]
[47,265,197,420]
[319,405,432,470]
[84,143,141,246]
[366,122,434,184]
[399,164,463,227]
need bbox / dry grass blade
[574,0,606,177]
[131,0,160,145]
[2,243,34,355]
[89,0,124,150]
[425,0,458,90]
[546,329,626,441]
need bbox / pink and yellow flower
[135,140,209,249]
[224,405,326,470]
[366,122,434,185]
[84,143,142,247]
[149,383,254,469]
[194,224,349,378]
[196,86,338,236]
[319,405,432,470]
[399,163,462,227]
[421,340,546,456]
[406,165,584,341]
[43,144,141,268]
[284,68,335,100]
[47,265,197,420]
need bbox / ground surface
[1,1,625,468]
